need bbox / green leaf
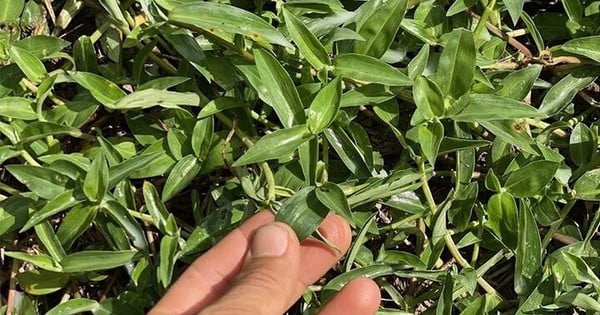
[0,97,37,120]
[56,204,98,250]
[46,299,100,315]
[254,49,306,128]
[307,77,342,134]
[323,126,372,177]
[0,195,36,235]
[276,187,329,240]
[562,36,600,63]
[111,89,200,110]
[169,2,292,48]
[4,251,61,272]
[448,94,546,122]
[158,235,179,288]
[447,0,478,16]
[21,190,79,231]
[562,0,584,23]
[162,154,202,202]
[574,169,600,201]
[283,8,329,70]
[515,202,542,296]
[198,97,244,119]
[232,125,313,166]
[353,0,408,58]
[61,250,141,273]
[35,221,67,261]
[418,120,444,165]
[407,45,430,80]
[16,269,69,295]
[479,120,537,155]
[73,36,99,73]
[496,65,543,100]
[348,168,424,206]
[333,53,412,86]
[5,165,72,200]
[431,28,475,100]
[69,71,126,107]
[504,160,559,198]
[108,152,162,188]
[436,273,453,315]
[486,192,518,250]
[315,182,354,227]
[538,67,600,116]
[143,181,170,233]
[20,121,84,143]
[413,75,444,119]
[13,36,70,59]
[83,152,109,202]
[191,117,213,159]
[570,123,595,166]
[102,199,147,250]
[0,0,24,22]
[9,46,47,83]
[504,0,525,25]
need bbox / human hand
[149,211,380,315]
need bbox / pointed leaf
[232,125,313,166]
[5,165,71,200]
[254,49,305,128]
[169,2,292,48]
[46,299,100,315]
[9,46,47,82]
[515,202,542,296]
[334,53,412,86]
[0,97,37,120]
[504,160,558,197]
[283,9,329,70]
[162,154,202,202]
[418,120,444,165]
[574,169,600,201]
[413,75,444,119]
[83,152,109,202]
[111,89,200,110]
[307,77,342,133]
[61,250,141,273]
[448,94,546,122]
[562,36,600,63]
[432,28,475,100]
[69,71,126,106]
[276,187,329,240]
[353,0,408,58]
[538,67,600,115]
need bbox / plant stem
[419,159,437,215]
[444,233,501,297]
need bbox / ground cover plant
[0,0,600,313]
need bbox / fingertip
[345,277,381,310]
[317,213,352,255]
[319,277,381,315]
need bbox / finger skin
[149,212,352,315]
[149,211,273,315]
[319,278,381,315]
[198,222,300,315]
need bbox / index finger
[149,211,352,315]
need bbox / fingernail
[251,223,289,258]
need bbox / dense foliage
[1,0,600,313]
